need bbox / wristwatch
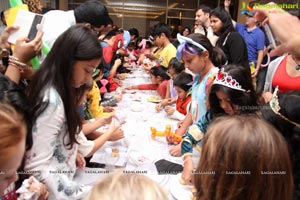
[0,48,9,59]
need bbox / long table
[74,67,200,200]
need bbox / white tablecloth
[74,67,200,199]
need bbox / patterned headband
[213,68,246,92]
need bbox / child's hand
[113,94,123,102]
[155,103,163,112]
[95,115,113,125]
[103,106,115,112]
[37,183,49,200]
[109,128,124,141]
[165,106,175,115]
[166,135,180,145]
[182,158,194,186]
[177,120,184,128]
[76,152,86,169]
[114,58,122,67]
[169,143,182,157]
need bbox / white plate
[147,95,162,103]
[170,173,194,200]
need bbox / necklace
[292,55,300,70]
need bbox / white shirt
[42,10,76,48]
[25,87,93,200]
[195,26,218,46]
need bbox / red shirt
[272,56,300,92]
[138,80,168,98]
[176,95,192,115]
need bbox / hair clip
[186,81,193,86]
[270,86,300,127]
[213,68,246,92]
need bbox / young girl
[156,57,185,111]
[126,65,170,99]
[25,25,119,200]
[0,74,48,200]
[210,7,249,69]
[168,33,219,156]
[164,72,193,121]
[262,89,300,199]
[85,172,167,200]
[181,64,257,184]
[194,115,293,200]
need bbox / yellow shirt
[87,82,110,117]
[154,43,176,68]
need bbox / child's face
[168,68,178,80]
[216,89,239,115]
[128,45,134,51]
[174,86,188,100]
[73,59,101,88]
[0,134,25,193]
[182,53,205,74]
[150,74,159,84]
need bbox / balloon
[123,30,131,48]
[42,41,50,55]
[30,56,39,70]
[9,0,23,7]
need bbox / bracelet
[9,56,27,68]
[8,62,24,73]
[183,157,193,165]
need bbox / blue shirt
[100,41,111,77]
[236,23,265,63]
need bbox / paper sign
[8,9,43,44]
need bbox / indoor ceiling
[68,0,218,20]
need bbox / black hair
[150,66,170,81]
[196,5,211,14]
[146,41,152,48]
[74,0,111,27]
[27,25,102,149]
[173,72,193,92]
[262,90,300,139]
[0,74,33,150]
[135,37,143,49]
[168,57,185,74]
[127,42,135,47]
[1,10,4,18]
[210,47,227,68]
[103,28,121,40]
[128,28,139,39]
[150,22,171,38]
[181,26,191,35]
[210,7,235,45]
[209,64,257,116]
[261,90,300,200]
[186,33,225,67]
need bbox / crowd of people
[0,0,300,199]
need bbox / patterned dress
[24,87,92,200]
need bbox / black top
[219,31,249,70]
